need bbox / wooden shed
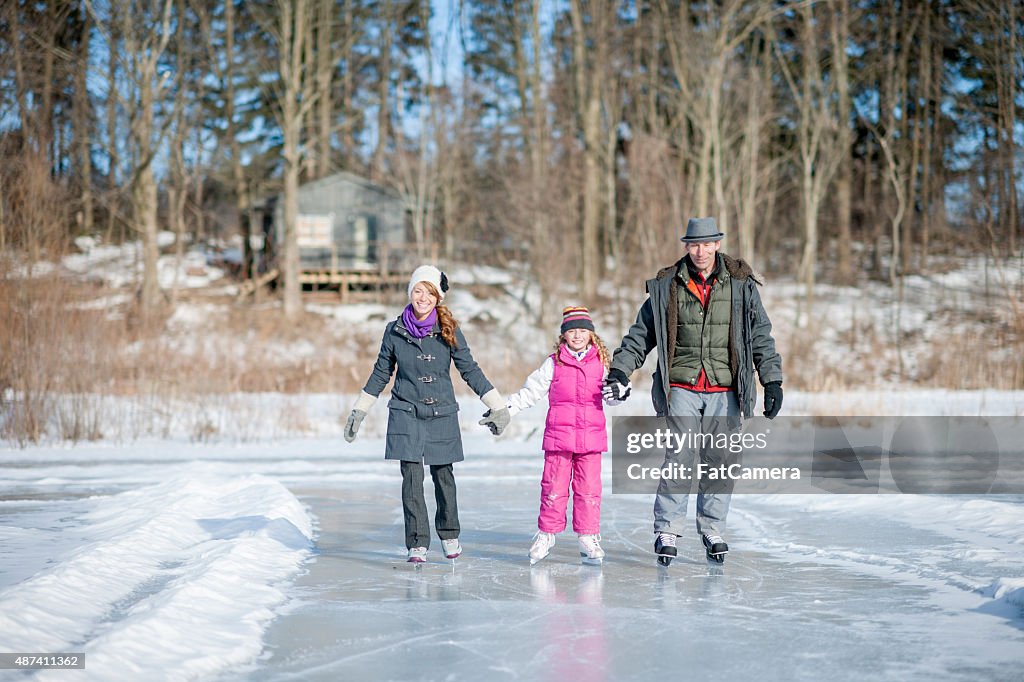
[249,172,420,300]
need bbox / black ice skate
[655,533,677,567]
[702,534,728,564]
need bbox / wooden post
[379,241,389,276]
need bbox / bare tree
[918,0,938,268]
[196,1,254,276]
[72,4,95,235]
[623,7,689,271]
[393,1,437,251]
[657,1,798,256]
[370,0,396,182]
[772,2,844,312]
[314,0,336,179]
[569,0,612,299]
[733,30,773,264]
[102,9,122,244]
[89,0,182,319]
[832,0,854,282]
[253,0,319,319]
[972,0,1020,254]
[338,0,369,166]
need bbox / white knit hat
[407,265,449,302]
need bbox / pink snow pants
[537,451,602,535]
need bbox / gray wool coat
[362,316,494,464]
[610,253,784,419]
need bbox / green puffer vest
[670,267,733,387]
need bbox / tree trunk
[833,0,853,282]
[221,0,251,277]
[74,6,94,234]
[736,32,768,265]
[570,0,603,300]
[897,1,917,276]
[9,1,32,148]
[340,0,358,165]
[919,2,934,270]
[38,3,59,158]
[996,0,1018,253]
[279,0,311,320]
[371,0,394,182]
[105,14,121,244]
[134,72,162,317]
[316,0,334,179]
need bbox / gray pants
[653,388,740,537]
[400,461,460,550]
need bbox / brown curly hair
[552,331,610,368]
[417,281,459,348]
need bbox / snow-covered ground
[61,232,228,291]
[1,390,1022,681]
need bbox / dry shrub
[0,155,117,444]
[778,323,851,392]
[916,324,1023,389]
[0,272,124,444]
[1,151,69,258]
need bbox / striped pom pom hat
[560,306,595,334]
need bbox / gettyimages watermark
[610,416,1024,494]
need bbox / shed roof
[251,171,405,209]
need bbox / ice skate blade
[530,555,547,565]
[580,555,603,566]
[657,555,673,567]
[706,553,726,564]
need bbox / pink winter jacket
[542,344,608,454]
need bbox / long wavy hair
[552,330,610,369]
[418,281,459,348]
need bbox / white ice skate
[441,538,462,559]
[407,546,427,563]
[529,532,556,565]
[578,534,605,565]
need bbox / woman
[344,265,509,562]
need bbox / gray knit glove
[344,410,366,442]
[479,407,511,436]
[343,392,377,442]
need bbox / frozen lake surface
[232,479,1024,682]
[2,415,1023,681]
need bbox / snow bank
[979,578,1024,610]
[0,463,313,681]
[61,232,224,290]
[746,494,1024,548]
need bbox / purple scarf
[402,304,437,338]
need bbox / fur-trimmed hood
[655,253,762,285]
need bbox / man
[603,217,783,565]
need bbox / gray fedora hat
[680,217,724,243]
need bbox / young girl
[506,306,619,565]
[344,265,509,563]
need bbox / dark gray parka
[363,316,494,464]
[610,253,783,419]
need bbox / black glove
[344,409,366,442]
[479,407,511,436]
[762,382,783,419]
[602,368,632,402]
